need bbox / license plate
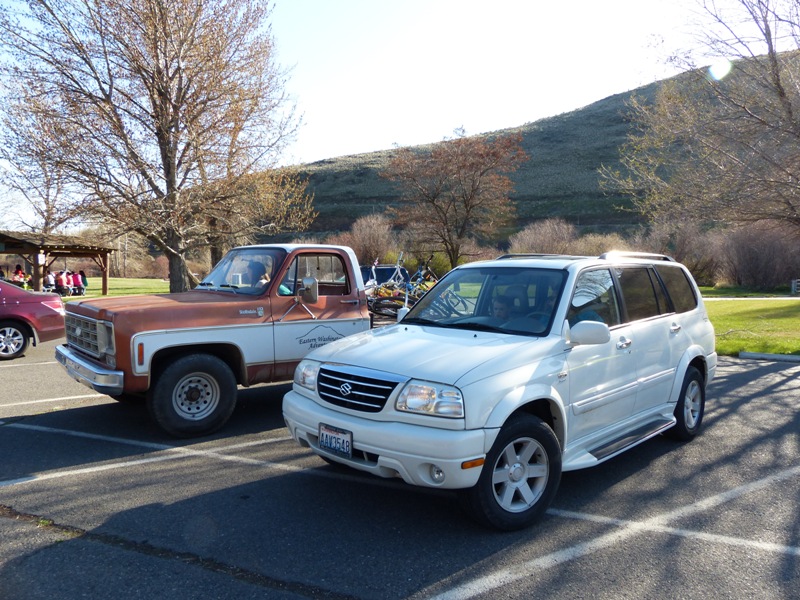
[319,423,352,459]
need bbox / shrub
[508,218,577,254]
[717,222,800,289]
[325,214,399,265]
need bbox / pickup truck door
[271,251,369,368]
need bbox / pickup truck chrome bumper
[55,344,124,396]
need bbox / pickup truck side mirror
[299,276,319,303]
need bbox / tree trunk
[167,252,194,293]
[163,230,193,293]
[210,244,225,268]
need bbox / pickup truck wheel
[0,321,30,360]
[666,366,705,441]
[147,354,237,438]
[459,414,562,531]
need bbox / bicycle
[370,255,439,318]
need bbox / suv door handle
[616,337,632,350]
[670,323,682,333]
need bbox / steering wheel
[525,311,550,322]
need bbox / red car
[0,281,65,359]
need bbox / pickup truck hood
[308,323,563,387]
[65,291,266,330]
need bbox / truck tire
[459,414,562,531]
[147,354,237,438]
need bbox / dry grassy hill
[291,79,662,240]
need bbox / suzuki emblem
[339,383,352,396]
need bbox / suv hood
[308,323,563,387]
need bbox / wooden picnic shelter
[0,230,114,294]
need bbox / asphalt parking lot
[1,338,798,600]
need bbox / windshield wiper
[218,284,240,293]
[443,322,507,333]
[400,317,440,326]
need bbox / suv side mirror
[568,320,610,345]
[299,276,318,303]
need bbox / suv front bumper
[55,344,124,396]
[283,389,491,490]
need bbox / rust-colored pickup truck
[56,244,370,437]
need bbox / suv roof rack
[496,253,587,260]
[598,251,675,262]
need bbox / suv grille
[65,314,102,357]
[317,366,403,412]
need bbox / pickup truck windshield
[406,266,567,336]
[197,248,287,296]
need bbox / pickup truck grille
[317,366,402,412]
[65,314,102,357]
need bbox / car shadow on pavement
[0,382,292,484]
[1,358,798,599]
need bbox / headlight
[396,380,464,418]
[97,321,116,367]
[294,359,321,391]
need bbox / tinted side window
[617,267,660,322]
[655,264,698,313]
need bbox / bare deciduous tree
[0,0,313,291]
[381,129,528,270]
[0,93,76,234]
[602,0,800,238]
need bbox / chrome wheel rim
[683,379,702,429]
[0,327,24,356]
[491,437,549,513]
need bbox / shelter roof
[0,230,114,258]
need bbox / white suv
[283,253,717,530]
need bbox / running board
[589,418,675,461]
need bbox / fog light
[430,465,445,484]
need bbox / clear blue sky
[270,0,703,165]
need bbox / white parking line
[2,394,105,407]
[0,360,59,369]
[0,422,439,492]
[0,422,300,488]
[426,463,800,600]
[16,418,797,600]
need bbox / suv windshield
[405,266,567,336]
[197,248,287,295]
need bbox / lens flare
[708,59,732,81]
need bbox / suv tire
[460,414,562,531]
[667,366,705,441]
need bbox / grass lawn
[67,278,800,357]
[69,277,170,299]
[704,298,800,357]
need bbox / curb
[738,352,800,363]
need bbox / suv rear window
[616,267,662,322]
[655,264,698,313]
